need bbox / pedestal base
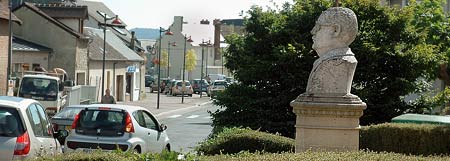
[290,94,366,152]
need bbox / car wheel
[189,94,192,97]
[165,144,171,152]
[133,146,141,154]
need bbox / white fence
[64,85,97,107]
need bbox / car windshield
[0,107,24,137]
[75,109,126,137]
[53,107,83,120]
[19,77,58,101]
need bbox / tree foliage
[211,0,448,137]
[185,49,197,71]
[159,49,169,67]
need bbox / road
[160,102,219,153]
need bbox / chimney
[172,16,183,32]
[213,19,221,62]
[130,31,136,50]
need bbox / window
[27,104,51,137]
[133,110,157,130]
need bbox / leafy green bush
[360,123,450,155]
[195,127,294,155]
[199,151,450,161]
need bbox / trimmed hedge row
[360,123,450,155]
[199,151,450,161]
[195,127,295,155]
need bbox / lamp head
[111,15,122,25]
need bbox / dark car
[190,79,209,94]
[51,106,84,146]
[145,75,154,87]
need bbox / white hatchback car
[0,96,63,160]
[64,104,170,153]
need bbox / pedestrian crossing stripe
[186,115,199,118]
[168,115,182,118]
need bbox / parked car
[0,96,64,160]
[171,80,193,97]
[51,106,84,146]
[191,79,209,94]
[164,79,177,95]
[207,80,228,98]
[145,75,154,87]
[65,104,170,153]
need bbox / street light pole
[182,35,193,103]
[97,11,125,99]
[157,27,173,109]
[200,40,211,98]
[7,0,12,95]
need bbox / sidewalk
[118,89,212,119]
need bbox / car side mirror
[159,124,167,131]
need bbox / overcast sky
[95,0,293,29]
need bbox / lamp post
[199,40,212,98]
[7,0,12,95]
[182,35,193,103]
[96,11,125,98]
[157,27,173,109]
[167,41,176,78]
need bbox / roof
[182,21,224,47]
[13,36,52,52]
[14,2,85,38]
[391,114,450,125]
[0,0,21,23]
[85,27,143,61]
[35,3,88,19]
[77,0,144,52]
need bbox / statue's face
[311,22,336,57]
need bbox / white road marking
[186,115,199,119]
[203,116,212,119]
[168,115,182,118]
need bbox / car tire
[165,144,171,152]
[189,94,192,97]
[133,146,141,154]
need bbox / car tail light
[124,113,134,133]
[14,131,30,156]
[72,113,80,129]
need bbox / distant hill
[130,28,159,40]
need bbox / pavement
[118,87,212,119]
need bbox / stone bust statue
[304,7,358,98]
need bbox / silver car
[0,96,63,160]
[64,104,170,153]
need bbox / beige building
[0,0,21,95]
[11,36,52,77]
[13,3,90,84]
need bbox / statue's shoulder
[322,48,357,64]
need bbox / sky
[96,0,293,29]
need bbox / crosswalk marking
[186,115,199,119]
[168,115,182,118]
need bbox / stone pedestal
[290,94,366,152]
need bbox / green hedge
[199,151,450,161]
[195,127,295,155]
[360,123,450,155]
[32,150,191,161]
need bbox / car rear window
[75,110,126,137]
[0,107,24,137]
[176,82,191,86]
[53,107,83,120]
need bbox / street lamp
[7,0,12,95]
[167,41,176,78]
[199,40,212,98]
[182,35,193,103]
[96,11,126,98]
[157,27,173,109]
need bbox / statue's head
[311,7,358,56]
